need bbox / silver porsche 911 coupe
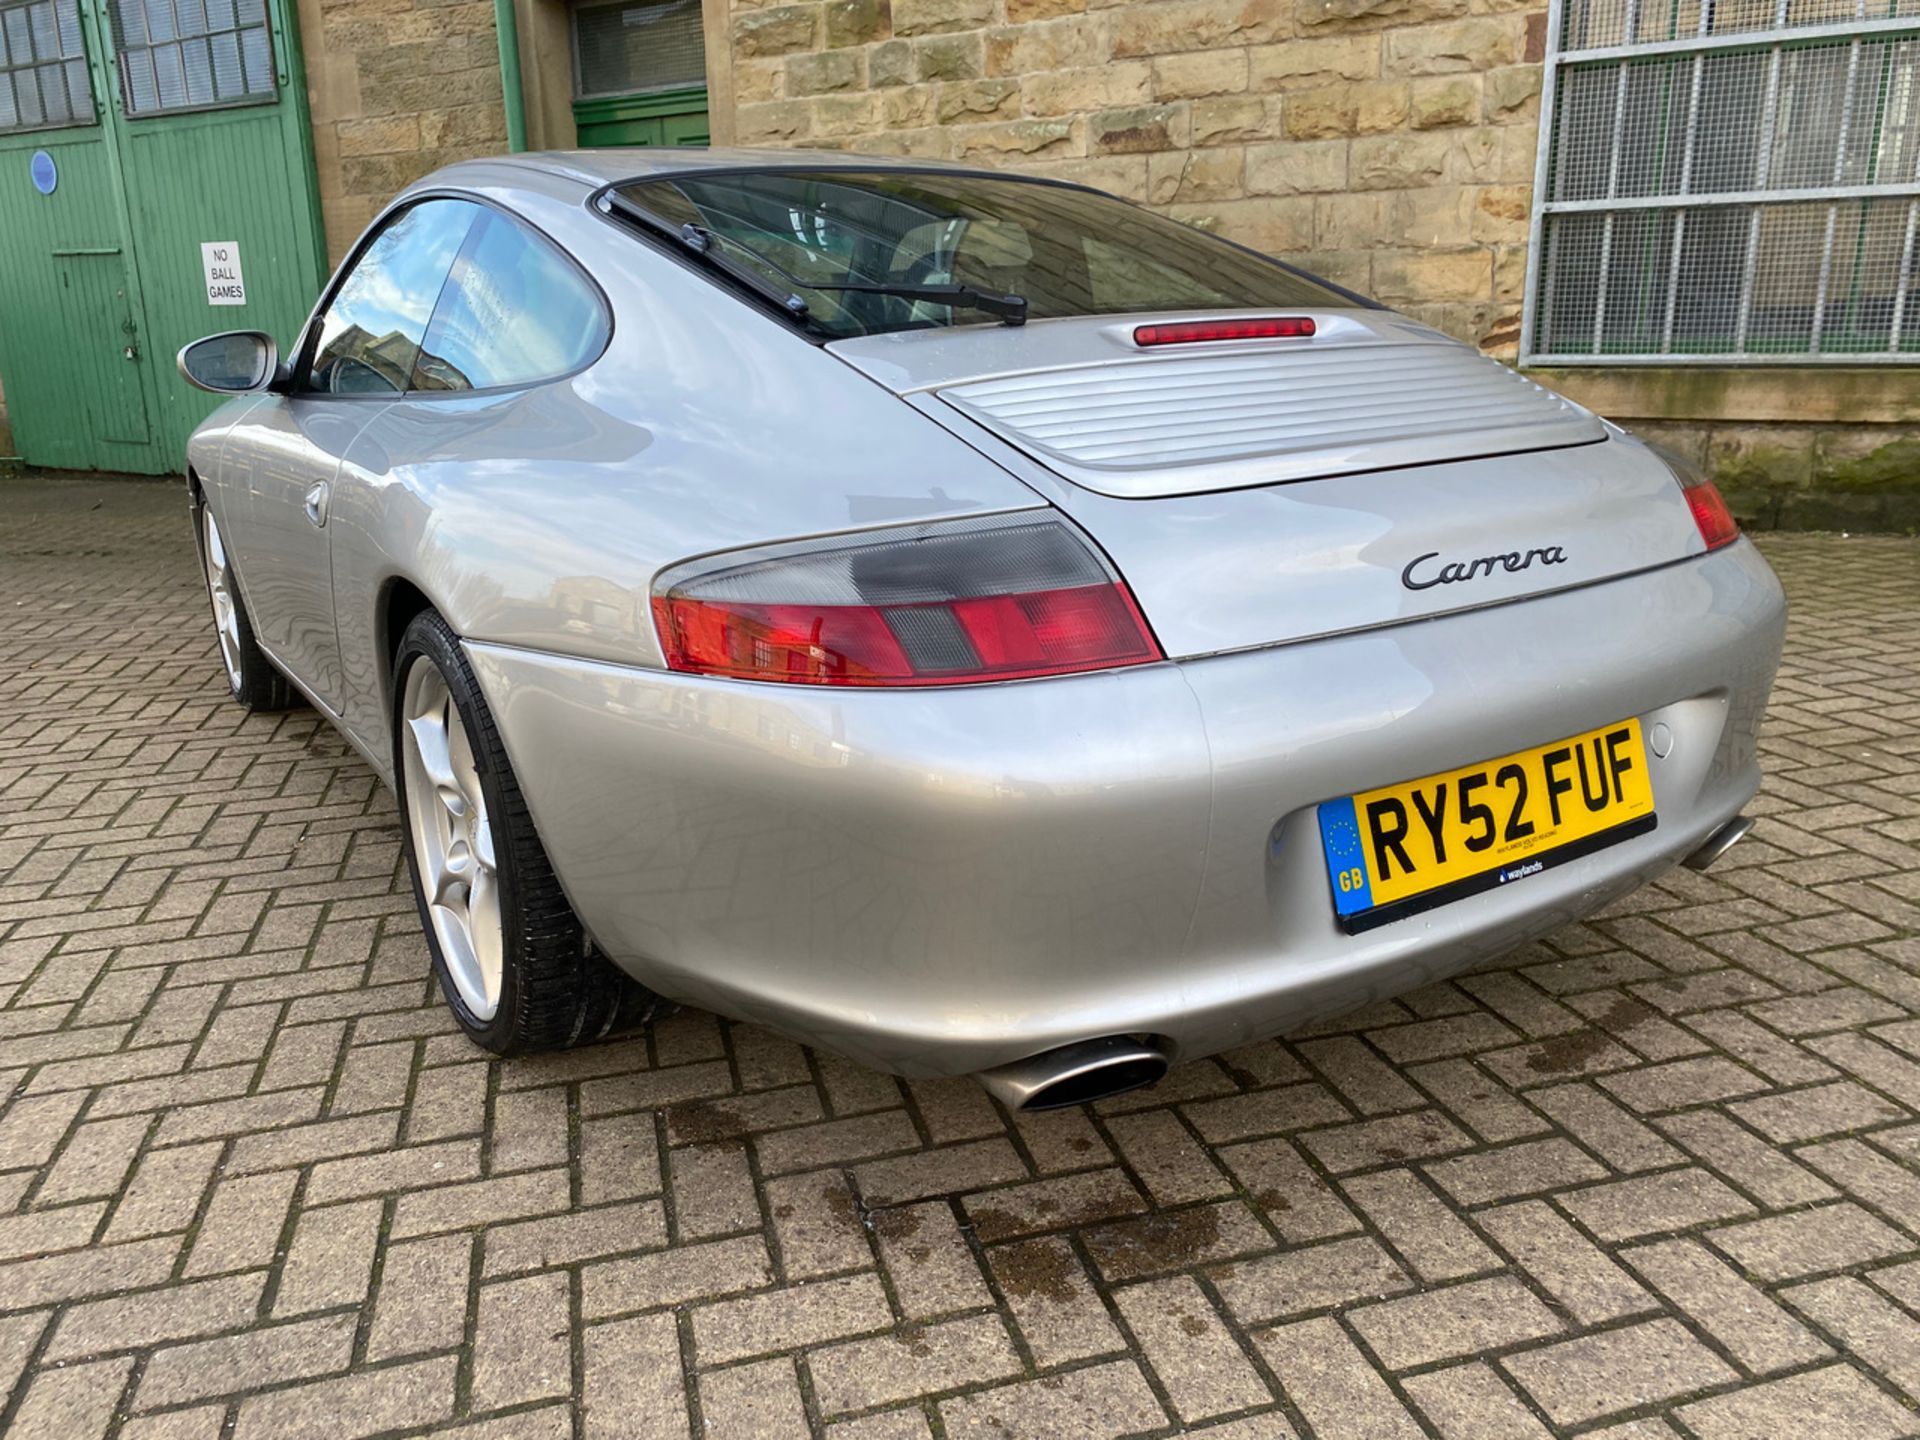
[178,149,1785,1110]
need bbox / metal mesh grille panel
[1525,6,1920,363]
[571,0,705,99]
[107,0,274,117]
[0,0,95,133]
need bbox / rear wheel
[393,609,650,1053]
[197,500,295,711]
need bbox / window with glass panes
[1523,0,1920,363]
[0,0,95,133]
[107,0,274,117]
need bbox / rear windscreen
[613,169,1356,340]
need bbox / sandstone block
[893,0,992,36]
[1021,62,1153,114]
[1384,18,1522,74]
[1410,75,1478,128]
[825,0,889,45]
[1245,137,1350,194]
[1090,102,1191,153]
[957,116,1082,156]
[1153,48,1251,99]
[734,6,820,57]
[1283,81,1408,137]
[787,49,863,93]
[1372,245,1491,302]
[915,32,982,79]
[985,17,1101,76]
[1350,130,1450,188]
[869,38,913,85]
[1248,34,1378,89]
[1297,0,1467,33]
[1111,0,1289,59]
[936,76,1021,121]
[1191,93,1279,144]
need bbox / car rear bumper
[465,539,1786,1077]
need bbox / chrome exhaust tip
[976,1036,1171,1112]
[1682,814,1755,871]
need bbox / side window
[306,200,479,396]
[412,210,609,392]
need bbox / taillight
[652,513,1163,687]
[1653,445,1740,551]
[1134,317,1315,346]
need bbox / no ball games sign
[201,242,246,306]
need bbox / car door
[224,198,480,713]
[325,200,615,751]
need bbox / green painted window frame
[0,0,98,134]
[571,81,705,129]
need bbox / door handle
[303,482,330,528]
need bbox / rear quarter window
[412,209,609,392]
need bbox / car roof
[420,147,1010,196]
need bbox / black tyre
[195,497,297,712]
[391,608,650,1054]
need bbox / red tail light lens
[652,514,1162,687]
[1654,445,1740,551]
[1684,479,1740,551]
[1134,317,1316,346]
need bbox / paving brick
[962,1167,1147,1241]
[692,1271,894,1365]
[229,1354,457,1439]
[1625,1239,1832,1375]
[1403,1361,1556,1439]
[669,1142,760,1240]
[1253,1316,1425,1440]
[1557,1167,1758,1242]
[1211,1235,1412,1323]
[1676,1364,1917,1440]
[1104,1108,1234,1205]
[1653,1111,1838,1208]
[1217,1136,1359,1241]
[987,1235,1124,1365]
[1113,1275,1272,1422]
[1350,1275,1565,1370]
[1501,1318,1739,1426]
[871,1200,993,1318]
[582,1235,774,1321]
[184,1170,297,1277]
[582,1313,689,1440]
[1785,1276,1920,1399]
[366,1231,475,1362]
[765,1169,874,1279]
[1476,1201,1656,1325]
[1729,1080,1908,1143]
[1711,1202,1910,1282]
[1081,1198,1276,1282]
[481,1198,669,1277]
[274,1198,380,1315]
[807,1313,1023,1415]
[136,1313,357,1410]
[473,1272,572,1410]
[46,1272,267,1360]
[939,1358,1166,1439]
[699,1356,810,1438]
[8,1354,130,1440]
[1425,1138,1607,1206]
[1341,1169,1501,1281]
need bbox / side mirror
[177,331,281,394]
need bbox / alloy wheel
[201,508,244,693]
[400,659,504,1020]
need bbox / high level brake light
[652,513,1163,687]
[1133,317,1316,346]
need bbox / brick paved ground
[2,473,1918,1440]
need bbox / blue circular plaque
[30,150,56,196]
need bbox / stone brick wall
[296,0,511,264]
[718,0,1548,358]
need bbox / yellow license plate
[1318,717,1657,933]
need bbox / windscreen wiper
[797,280,1028,326]
[599,191,1028,327]
[599,190,813,322]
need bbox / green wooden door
[0,0,324,475]
[573,85,708,147]
[568,0,707,148]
